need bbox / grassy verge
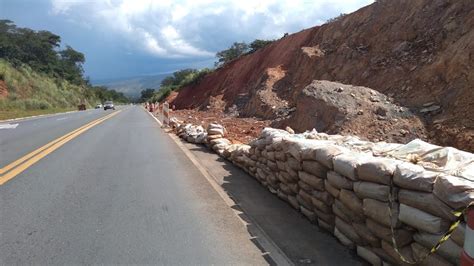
[0,107,76,121]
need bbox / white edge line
[144,107,293,266]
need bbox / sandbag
[334,227,355,249]
[327,171,353,190]
[333,199,364,223]
[287,156,302,171]
[315,145,347,169]
[311,196,331,213]
[333,153,368,180]
[339,189,364,214]
[312,190,334,205]
[300,205,317,222]
[296,193,313,210]
[357,246,382,266]
[451,222,465,247]
[433,174,474,209]
[398,204,450,234]
[357,158,398,185]
[302,160,328,178]
[298,180,313,193]
[313,208,335,225]
[298,171,324,191]
[411,242,452,266]
[352,222,380,247]
[413,232,461,264]
[335,217,365,245]
[398,189,456,222]
[277,189,288,202]
[318,218,334,232]
[393,162,438,192]
[366,219,413,247]
[363,199,401,228]
[353,181,390,202]
[288,195,299,209]
[381,240,414,266]
[324,180,340,198]
[274,151,286,161]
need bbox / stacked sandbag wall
[172,123,472,266]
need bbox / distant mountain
[93,73,170,98]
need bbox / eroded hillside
[170,0,474,151]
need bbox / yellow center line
[0,111,117,175]
[0,110,122,186]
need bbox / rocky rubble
[171,119,474,265]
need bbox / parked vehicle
[95,104,103,109]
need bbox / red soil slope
[171,0,474,151]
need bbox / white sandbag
[298,171,325,191]
[353,181,390,202]
[339,189,364,214]
[324,179,340,198]
[334,227,355,249]
[366,219,412,247]
[398,204,450,234]
[302,160,328,178]
[413,232,461,264]
[327,171,353,190]
[398,189,456,221]
[357,246,382,266]
[433,174,474,209]
[363,199,401,228]
[411,242,452,266]
[333,153,368,180]
[335,217,365,245]
[393,162,438,192]
[357,158,399,185]
[315,145,348,169]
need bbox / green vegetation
[140,68,213,103]
[215,39,275,67]
[0,20,128,120]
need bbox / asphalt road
[0,106,267,264]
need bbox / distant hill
[93,73,170,98]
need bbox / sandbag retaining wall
[173,123,473,266]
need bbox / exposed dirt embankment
[170,0,474,151]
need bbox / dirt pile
[274,80,427,144]
[0,80,8,99]
[170,0,474,151]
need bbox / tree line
[0,20,128,103]
[140,38,275,103]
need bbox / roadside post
[462,207,474,266]
[162,101,170,127]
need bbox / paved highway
[0,106,267,264]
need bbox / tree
[215,42,249,67]
[140,88,155,102]
[58,45,85,85]
[249,39,274,53]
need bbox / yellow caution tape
[387,178,470,264]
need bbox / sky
[1,0,373,80]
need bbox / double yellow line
[0,110,121,185]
